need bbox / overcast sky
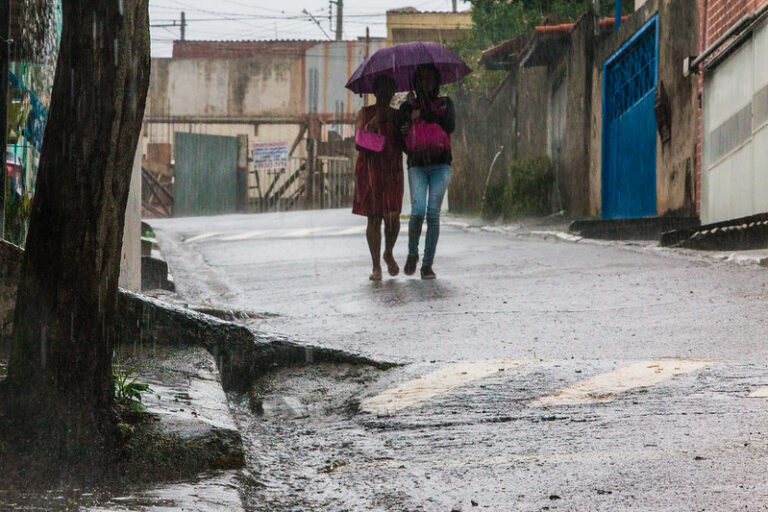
[149,0,471,57]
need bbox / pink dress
[352,106,404,217]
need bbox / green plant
[481,182,507,220]
[3,183,32,247]
[113,355,154,413]
[503,157,555,217]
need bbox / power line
[302,9,332,39]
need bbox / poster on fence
[252,141,289,172]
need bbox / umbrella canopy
[346,42,472,94]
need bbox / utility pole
[0,0,9,240]
[452,0,457,12]
[334,0,343,40]
[180,11,186,41]
[593,0,601,35]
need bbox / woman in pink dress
[352,75,404,281]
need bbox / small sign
[253,141,289,173]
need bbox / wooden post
[305,115,323,209]
[236,134,249,212]
[305,138,316,209]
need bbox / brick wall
[696,0,768,215]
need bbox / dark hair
[373,74,395,92]
[413,64,441,100]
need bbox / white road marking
[219,230,272,241]
[185,225,366,243]
[360,359,527,414]
[183,232,222,243]
[275,227,333,238]
[747,387,768,398]
[529,359,715,407]
[327,225,367,236]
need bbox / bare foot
[369,267,382,281]
[383,252,399,276]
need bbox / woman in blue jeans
[398,64,455,280]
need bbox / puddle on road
[231,362,422,511]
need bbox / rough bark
[0,0,150,471]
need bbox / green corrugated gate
[174,132,238,217]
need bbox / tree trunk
[1,0,150,470]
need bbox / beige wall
[147,56,305,119]
[386,11,472,45]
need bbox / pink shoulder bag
[405,119,450,156]
[355,123,386,153]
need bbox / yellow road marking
[275,227,332,238]
[747,387,768,398]
[529,359,715,407]
[360,359,527,414]
[183,232,222,243]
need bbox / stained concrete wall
[386,11,472,45]
[455,1,698,218]
[147,56,305,119]
[305,40,386,117]
[563,16,596,216]
[450,64,554,213]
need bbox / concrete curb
[118,290,397,394]
[444,215,768,270]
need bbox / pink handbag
[405,118,450,156]
[355,123,386,152]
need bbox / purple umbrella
[345,42,472,94]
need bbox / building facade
[461,0,699,220]
[386,8,472,45]
[143,39,386,214]
[695,0,768,223]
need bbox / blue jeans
[408,164,451,267]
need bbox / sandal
[383,252,400,276]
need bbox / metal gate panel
[601,17,658,219]
[174,132,238,217]
[702,19,768,223]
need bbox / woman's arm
[396,103,412,147]
[355,108,369,152]
[440,97,455,135]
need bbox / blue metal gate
[601,17,658,219]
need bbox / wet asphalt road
[150,209,768,511]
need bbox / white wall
[119,142,142,292]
